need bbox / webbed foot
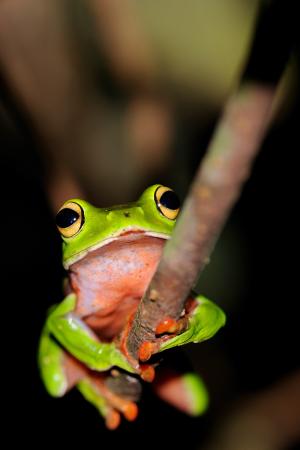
[135,295,225,364]
[158,295,226,352]
[78,377,138,429]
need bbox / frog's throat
[63,229,170,270]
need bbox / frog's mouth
[64,228,170,269]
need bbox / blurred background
[0,0,299,448]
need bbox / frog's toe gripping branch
[137,296,225,366]
[77,379,120,429]
[77,377,138,430]
[159,295,226,352]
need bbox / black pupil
[159,190,180,210]
[56,208,79,228]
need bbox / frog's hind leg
[77,378,123,429]
[38,325,68,397]
[38,325,86,397]
[153,368,209,416]
[39,326,138,429]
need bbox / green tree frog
[38,185,225,429]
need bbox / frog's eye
[56,202,84,238]
[155,186,180,220]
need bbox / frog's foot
[153,368,209,416]
[136,298,195,364]
[119,313,156,382]
[136,296,225,364]
[121,296,225,382]
[137,319,187,362]
[158,296,226,352]
[138,316,189,360]
[77,373,139,429]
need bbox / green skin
[38,185,226,423]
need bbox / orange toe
[106,410,121,430]
[156,317,188,335]
[138,341,156,362]
[123,402,139,421]
[156,317,178,335]
[140,364,155,382]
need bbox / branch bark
[126,82,275,362]
[125,0,295,364]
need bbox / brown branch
[126,81,276,362]
[124,0,294,366]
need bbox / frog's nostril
[124,212,130,218]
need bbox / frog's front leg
[46,293,135,374]
[138,295,226,361]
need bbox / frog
[38,184,226,429]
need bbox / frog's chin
[64,229,170,270]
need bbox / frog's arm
[159,295,226,352]
[46,293,134,374]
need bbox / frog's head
[55,185,180,269]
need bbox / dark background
[1,0,299,448]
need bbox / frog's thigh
[38,327,87,397]
[153,369,209,416]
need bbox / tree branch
[126,82,275,361]
[125,0,295,364]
